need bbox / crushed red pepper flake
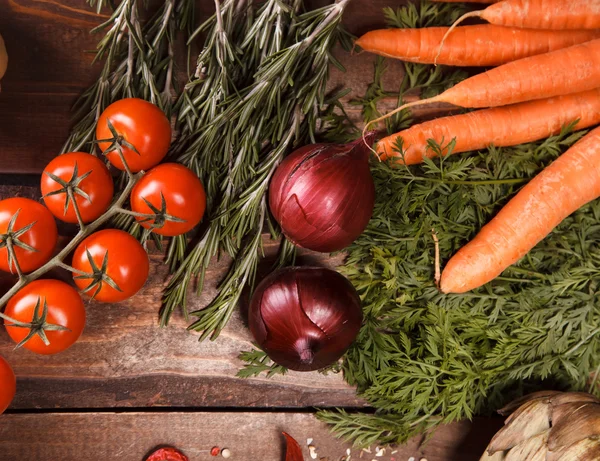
[145,447,189,461]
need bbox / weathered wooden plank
[0,234,359,410]
[0,0,433,174]
[0,412,502,461]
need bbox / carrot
[431,0,498,2]
[440,125,600,294]
[377,88,600,164]
[437,0,600,60]
[447,0,600,30]
[366,39,600,138]
[356,26,600,67]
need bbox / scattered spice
[221,448,231,459]
[210,447,221,457]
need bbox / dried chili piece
[146,447,189,461]
[283,433,304,461]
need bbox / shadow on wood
[447,417,503,460]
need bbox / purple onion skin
[249,267,363,372]
[269,134,376,253]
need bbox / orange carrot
[436,0,600,64]
[356,26,600,67]
[431,0,498,2]
[448,0,600,30]
[366,39,600,136]
[440,125,600,294]
[377,89,600,164]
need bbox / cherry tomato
[41,152,114,224]
[96,98,171,173]
[0,356,16,414]
[0,198,58,274]
[146,447,189,461]
[71,229,149,303]
[4,279,86,355]
[130,163,206,236]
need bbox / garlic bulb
[481,391,600,460]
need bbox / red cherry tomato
[41,152,114,224]
[0,356,16,414]
[130,163,206,236]
[4,279,86,355]
[71,229,149,303]
[0,198,58,274]
[96,98,171,173]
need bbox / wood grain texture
[0,412,502,461]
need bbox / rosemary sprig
[161,0,352,340]
[63,0,193,154]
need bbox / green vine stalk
[0,170,144,333]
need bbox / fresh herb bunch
[316,1,600,447]
[161,0,353,339]
[318,126,594,446]
[63,0,193,154]
[238,0,467,374]
[234,0,600,447]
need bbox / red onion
[269,134,376,253]
[249,267,363,371]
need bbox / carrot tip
[362,125,379,159]
[435,10,482,65]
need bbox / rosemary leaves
[162,0,352,340]
[63,0,193,153]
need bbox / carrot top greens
[318,2,600,447]
[240,0,600,447]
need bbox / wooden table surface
[0,0,501,459]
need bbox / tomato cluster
[0,98,207,414]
